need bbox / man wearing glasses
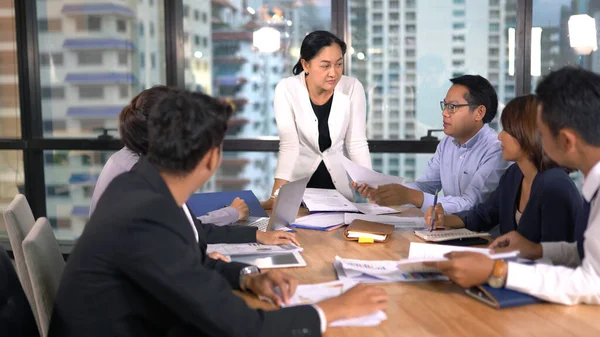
[355,75,509,214]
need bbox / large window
[349,0,517,179]
[37,0,167,138]
[531,0,600,89]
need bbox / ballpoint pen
[430,190,439,232]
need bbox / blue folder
[186,190,269,218]
[465,285,543,309]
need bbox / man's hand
[242,270,298,306]
[256,231,300,246]
[489,231,543,260]
[316,284,388,322]
[424,252,495,288]
[230,197,250,220]
[424,203,445,230]
[371,184,423,207]
[207,252,230,262]
[351,181,375,200]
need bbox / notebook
[465,285,543,309]
[343,220,395,243]
[414,228,489,242]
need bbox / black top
[307,94,336,189]
[49,157,321,337]
[455,164,582,243]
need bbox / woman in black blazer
[425,94,582,243]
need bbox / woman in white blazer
[264,31,372,208]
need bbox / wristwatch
[239,265,261,292]
[488,260,508,288]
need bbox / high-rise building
[349,0,517,182]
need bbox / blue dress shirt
[404,124,510,213]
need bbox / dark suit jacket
[48,157,321,337]
[456,164,582,243]
[188,207,257,250]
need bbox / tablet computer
[231,251,307,269]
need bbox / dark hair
[501,95,558,172]
[536,66,600,146]
[450,75,498,123]
[118,85,176,156]
[146,90,233,175]
[292,30,347,75]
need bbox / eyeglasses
[440,101,476,114]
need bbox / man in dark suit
[49,89,388,337]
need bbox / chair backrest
[23,217,65,337]
[2,194,38,324]
[0,246,39,337]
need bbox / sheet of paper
[207,243,302,256]
[344,213,427,230]
[341,156,404,188]
[353,203,400,215]
[284,279,388,327]
[407,242,519,260]
[292,213,345,228]
[303,188,360,213]
[346,232,387,241]
[334,258,448,283]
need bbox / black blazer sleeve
[538,171,582,242]
[118,213,320,337]
[454,169,506,232]
[200,221,258,244]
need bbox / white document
[344,213,427,230]
[353,203,400,215]
[284,279,387,327]
[341,156,404,188]
[407,242,519,260]
[334,257,448,283]
[292,213,345,228]
[207,243,302,256]
[303,188,360,213]
[414,228,490,242]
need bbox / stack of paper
[344,214,427,230]
[291,213,345,231]
[394,242,520,273]
[341,156,404,188]
[352,203,400,215]
[303,188,360,213]
[284,280,387,327]
[334,256,448,283]
[206,243,302,256]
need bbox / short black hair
[450,75,498,123]
[146,90,233,175]
[536,66,600,146]
[292,30,346,75]
[119,85,177,156]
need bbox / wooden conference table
[238,207,600,337]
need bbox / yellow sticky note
[358,237,375,244]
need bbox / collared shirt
[90,147,239,225]
[506,161,600,305]
[404,124,509,213]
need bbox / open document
[395,242,520,273]
[206,243,302,256]
[341,156,404,188]
[334,256,448,283]
[283,280,387,327]
[303,188,360,213]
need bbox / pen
[430,189,439,232]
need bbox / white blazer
[273,72,372,200]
